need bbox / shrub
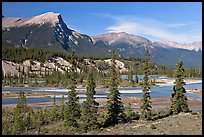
[150,124,156,129]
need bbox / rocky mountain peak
[92,32,152,46]
[2,12,61,29]
[23,12,61,26]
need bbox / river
[2,79,202,105]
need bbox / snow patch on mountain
[158,40,202,51]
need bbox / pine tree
[126,102,138,121]
[13,91,29,134]
[18,65,21,72]
[22,65,25,76]
[61,95,65,120]
[35,71,38,85]
[128,66,134,87]
[140,48,152,120]
[64,50,81,128]
[50,94,58,122]
[2,108,11,135]
[53,94,56,106]
[104,50,126,127]
[170,61,189,114]
[80,68,98,132]
[135,72,139,83]
[40,66,42,76]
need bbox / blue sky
[2,2,202,43]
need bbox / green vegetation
[150,124,156,129]
[2,47,194,135]
[64,51,81,129]
[170,61,190,114]
[2,44,201,88]
[140,48,152,120]
[104,50,126,127]
[80,68,98,132]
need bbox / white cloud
[98,14,201,43]
[167,23,187,28]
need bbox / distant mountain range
[2,12,202,68]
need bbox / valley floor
[85,111,202,135]
[23,110,202,135]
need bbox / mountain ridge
[2,12,202,68]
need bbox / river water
[2,81,202,105]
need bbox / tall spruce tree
[61,95,65,120]
[128,66,134,87]
[64,50,81,128]
[80,67,98,132]
[104,50,126,127]
[170,61,189,114]
[140,48,152,120]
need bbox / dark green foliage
[60,95,65,120]
[13,91,29,134]
[64,51,81,128]
[126,103,140,122]
[185,67,202,78]
[135,72,139,83]
[80,68,99,132]
[2,43,71,63]
[49,94,58,122]
[104,50,126,127]
[170,61,190,114]
[128,67,134,87]
[2,108,13,135]
[53,94,56,106]
[140,48,152,120]
[150,124,156,129]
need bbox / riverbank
[155,79,202,87]
[2,96,202,112]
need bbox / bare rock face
[104,59,128,73]
[2,12,60,29]
[92,32,152,47]
[2,57,130,77]
[2,61,20,76]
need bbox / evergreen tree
[18,65,21,73]
[44,67,47,77]
[126,102,139,121]
[40,66,42,76]
[13,91,29,134]
[2,108,12,135]
[140,48,152,120]
[135,72,139,83]
[80,68,98,132]
[53,94,56,106]
[64,50,81,128]
[19,73,23,84]
[35,71,38,85]
[104,50,126,127]
[30,108,37,129]
[29,64,32,72]
[128,66,134,86]
[61,95,65,120]
[22,65,25,76]
[170,61,189,114]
